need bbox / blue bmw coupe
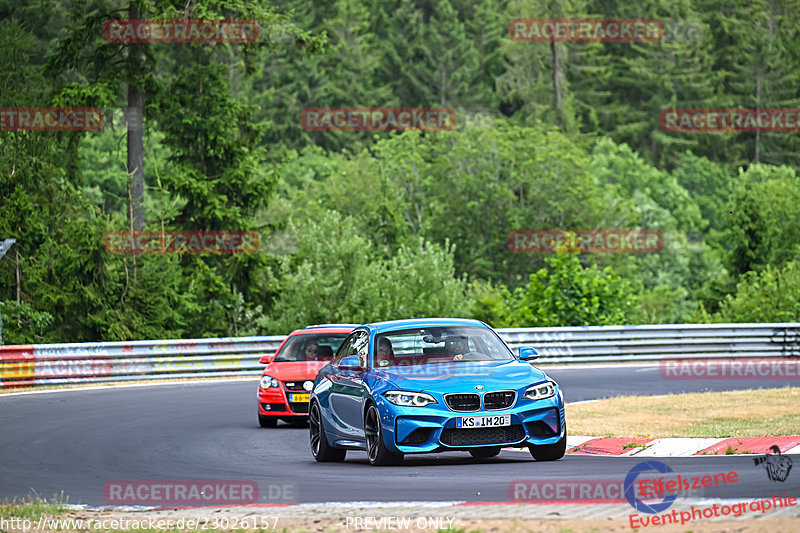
[308,318,566,465]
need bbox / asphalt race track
[1,364,797,506]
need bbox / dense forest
[1,0,799,343]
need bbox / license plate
[456,415,511,428]
[290,393,310,402]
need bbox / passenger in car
[304,342,322,361]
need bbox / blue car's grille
[483,391,516,410]
[440,425,525,446]
[445,393,480,411]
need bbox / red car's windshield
[274,334,349,362]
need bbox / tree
[724,163,800,277]
[713,260,800,322]
[261,211,471,333]
[707,0,800,167]
[371,0,488,110]
[511,253,639,326]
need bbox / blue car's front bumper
[374,390,565,454]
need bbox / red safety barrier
[0,345,36,387]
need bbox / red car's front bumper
[257,386,310,417]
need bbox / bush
[713,261,800,322]
[260,211,472,333]
[511,253,639,326]
[0,301,53,344]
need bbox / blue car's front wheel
[364,405,403,466]
[529,427,567,461]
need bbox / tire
[469,447,501,459]
[258,414,278,428]
[529,429,567,461]
[309,402,346,462]
[364,404,404,466]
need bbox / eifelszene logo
[625,461,678,514]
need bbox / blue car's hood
[373,360,550,393]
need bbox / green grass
[0,492,69,518]
[567,386,800,438]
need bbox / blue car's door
[329,331,369,440]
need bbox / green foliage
[466,280,516,328]
[724,164,800,277]
[713,260,800,323]
[261,211,471,333]
[0,301,53,344]
[511,253,639,327]
[589,138,703,233]
[670,150,733,237]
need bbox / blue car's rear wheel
[309,402,346,462]
[364,405,403,466]
[529,427,567,461]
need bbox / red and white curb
[506,435,800,456]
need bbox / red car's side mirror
[259,353,275,364]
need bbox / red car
[257,324,356,427]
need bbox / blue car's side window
[333,335,356,367]
[353,332,369,368]
[334,331,368,370]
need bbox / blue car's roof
[360,318,490,334]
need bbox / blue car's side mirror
[338,356,363,370]
[518,346,539,361]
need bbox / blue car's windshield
[374,326,514,368]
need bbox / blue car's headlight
[523,381,556,401]
[260,375,279,389]
[384,391,437,407]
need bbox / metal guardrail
[0,337,285,387]
[0,323,798,387]
[499,323,800,363]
